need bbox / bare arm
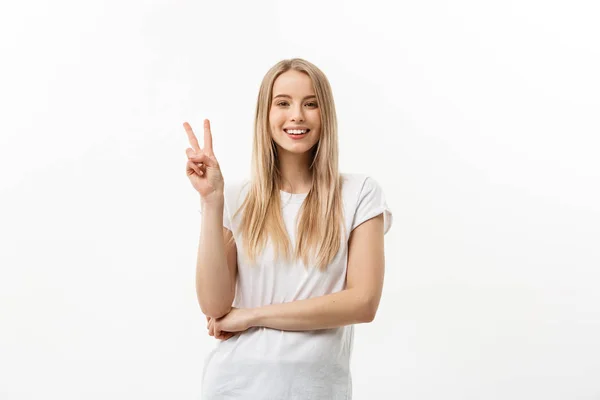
[196,198,237,319]
[184,119,237,319]
[247,213,386,331]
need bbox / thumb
[189,152,219,169]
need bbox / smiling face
[269,69,321,156]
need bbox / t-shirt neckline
[280,190,309,204]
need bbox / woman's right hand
[184,119,224,203]
[206,315,236,341]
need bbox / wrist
[200,193,224,209]
[247,307,262,328]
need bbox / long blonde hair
[233,58,345,270]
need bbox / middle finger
[203,119,214,157]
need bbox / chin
[272,132,318,153]
[278,144,313,155]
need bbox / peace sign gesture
[184,119,225,203]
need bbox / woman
[184,58,392,399]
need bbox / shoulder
[341,172,393,235]
[340,172,384,199]
[223,178,251,204]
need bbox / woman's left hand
[206,307,254,340]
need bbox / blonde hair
[233,58,345,270]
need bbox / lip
[284,129,309,140]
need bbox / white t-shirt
[200,173,393,400]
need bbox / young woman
[184,58,393,399]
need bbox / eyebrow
[273,94,317,100]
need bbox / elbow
[360,297,379,323]
[207,308,232,320]
[197,292,234,319]
[196,281,235,319]
[200,302,232,319]
[362,308,377,323]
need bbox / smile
[284,128,309,140]
[284,129,310,135]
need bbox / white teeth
[285,129,308,135]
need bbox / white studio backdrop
[1,0,599,399]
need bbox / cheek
[269,108,283,119]
[310,110,321,126]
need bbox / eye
[275,100,318,107]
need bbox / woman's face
[269,70,321,155]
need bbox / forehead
[272,70,315,96]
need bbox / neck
[276,148,313,194]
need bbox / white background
[1,0,599,399]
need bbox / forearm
[249,288,377,331]
[196,197,233,318]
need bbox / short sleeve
[351,176,393,234]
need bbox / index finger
[203,119,214,156]
[183,122,201,153]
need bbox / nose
[291,104,304,122]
